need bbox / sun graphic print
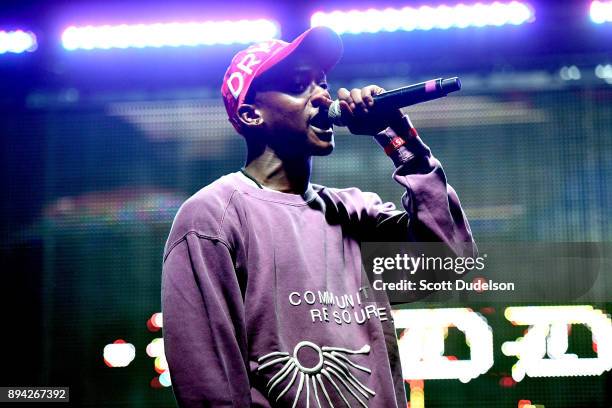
[257,341,376,407]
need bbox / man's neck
[244,149,312,194]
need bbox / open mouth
[310,111,333,141]
[309,124,334,141]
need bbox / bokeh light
[103,339,136,368]
[590,1,612,23]
[311,2,534,34]
[0,30,37,54]
[62,19,279,50]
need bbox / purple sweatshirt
[161,124,474,407]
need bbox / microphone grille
[328,100,344,127]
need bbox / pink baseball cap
[221,26,343,132]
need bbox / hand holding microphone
[313,77,461,136]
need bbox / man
[162,26,474,407]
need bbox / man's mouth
[309,124,334,141]
[310,111,334,141]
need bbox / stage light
[502,306,612,382]
[595,64,612,83]
[159,370,172,387]
[150,376,162,389]
[560,65,581,81]
[591,1,612,23]
[499,376,516,387]
[146,338,164,358]
[409,387,425,408]
[147,312,163,332]
[0,30,37,54]
[311,2,534,34]
[154,356,168,373]
[103,340,136,367]
[61,19,279,50]
[152,312,163,328]
[393,308,494,382]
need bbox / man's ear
[237,104,264,129]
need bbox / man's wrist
[389,114,418,139]
[374,115,430,168]
[373,115,418,154]
[374,127,413,168]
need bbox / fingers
[338,87,365,112]
[350,88,364,113]
[337,85,394,134]
[361,87,374,108]
[337,87,354,116]
[337,87,351,107]
[338,86,386,115]
[311,90,333,108]
[339,100,352,118]
[362,85,385,108]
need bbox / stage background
[2,1,612,406]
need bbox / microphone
[327,77,461,127]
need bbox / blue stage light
[590,1,612,23]
[595,64,612,84]
[311,2,534,34]
[0,30,37,54]
[61,19,279,51]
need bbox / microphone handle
[372,77,461,110]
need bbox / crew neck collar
[230,171,319,205]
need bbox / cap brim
[257,26,343,79]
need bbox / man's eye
[319,82,329,90]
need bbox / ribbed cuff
[374,116,429,167]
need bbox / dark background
[1,0,611,406]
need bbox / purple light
[0,30,37,54]
[591,1,612,23]
[311,2,535,34]
[62,19,279,50]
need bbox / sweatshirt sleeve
[161,233,251,407]
[368,115,476,256]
